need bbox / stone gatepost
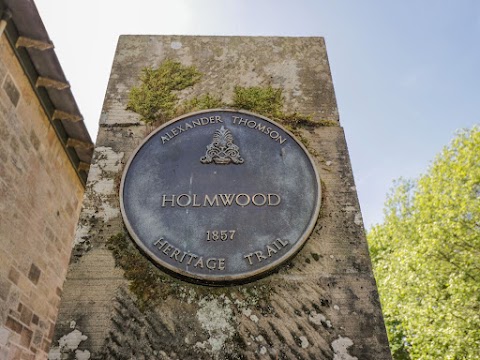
[50,36,392,360]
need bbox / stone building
[0,1,93,359]
[52,35,392,359]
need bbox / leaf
[368,126,480,360]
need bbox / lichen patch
[49,328,90,360]
[354,213,363,226]
[102,201,120,222]
[195,297,235,357]
[332,336,358,360]
[299,336,309,348]
[308,310,332,328]
[74,223,91,246]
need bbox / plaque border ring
[119,109,321,284]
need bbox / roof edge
[0,0,93,187]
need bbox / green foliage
[230,85,328,152]
[126,60,339,155]
[180,93,225,113]
[369,127,480,360]
[127,60,202,123]
[106,232,182,310]
[127,60,338,132]
[107,232,273,311]
[232,85,284,116]
[231,85,321,128]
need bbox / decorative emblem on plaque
[200,126,244,165]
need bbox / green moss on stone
[232,85,283,116]
[180,93,225,113]
[232,86,318,128]
[311,253,320,262]
[106,232,182,310]
[127,60,202,123]
[317,119,339,127]
[107,232,273,312]
[127,60,338,154]
[231,85,330,152]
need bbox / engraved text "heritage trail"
[153,238,226,271]
[244,238,290,265]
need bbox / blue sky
[35,0,480,228]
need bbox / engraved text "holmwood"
[161,193,281,208]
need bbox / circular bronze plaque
[120,109,320,284]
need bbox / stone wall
[0,34,85,359]
[52,36,391,359]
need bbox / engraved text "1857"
[207,230,236,241]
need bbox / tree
[368,127,480,360]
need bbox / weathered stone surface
[53,36,391,359]
[101,36,338,127]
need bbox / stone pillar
[51,36,392,360]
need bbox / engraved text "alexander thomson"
[161,115,223,144]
